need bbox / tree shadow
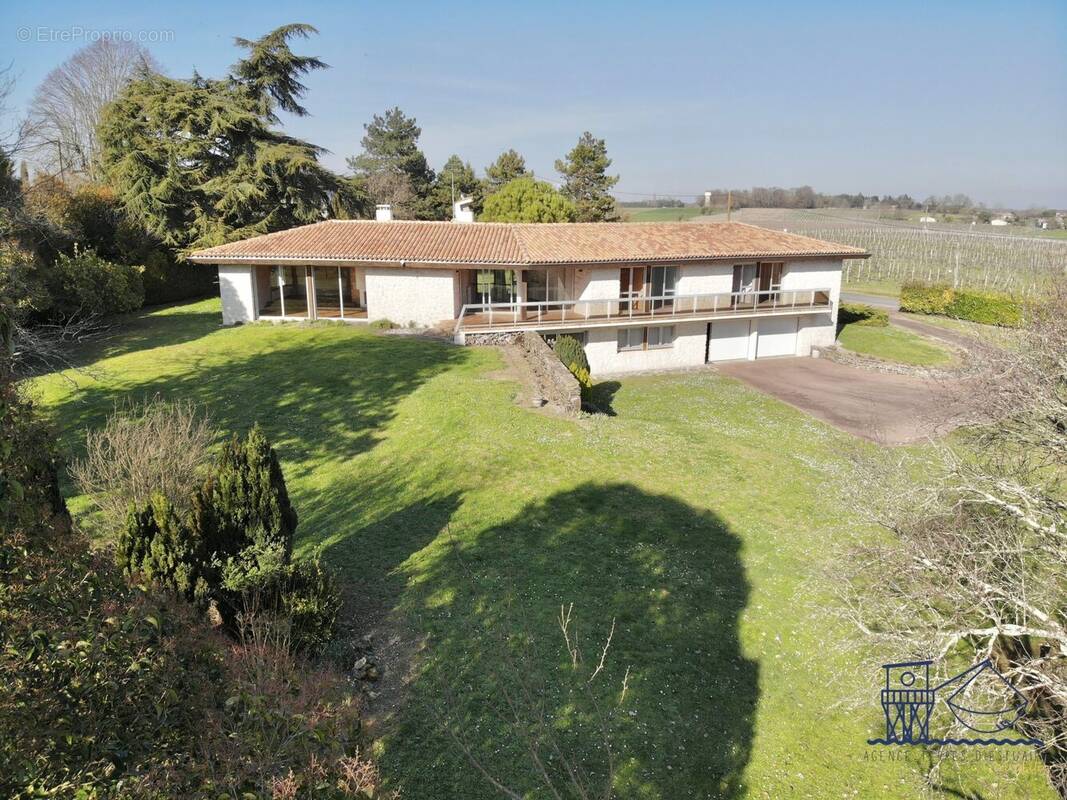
[585,379,622,416]
[45,329,468,470]
[40,301,224,374]
[367,482,758,799]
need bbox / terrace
[454,287,833,335]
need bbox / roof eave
[188,250,869,267]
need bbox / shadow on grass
[45,327,468,471]
[58,301,224,372]
[351,483,757,800]
[585,379,622,416]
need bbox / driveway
[715,357,967,445]
[841,291,900,311]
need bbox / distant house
[990,218,1010,226]
[919,216,937,224]
[189,206,869,375]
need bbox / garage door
[756,317,799,358]
[707,319,751,362]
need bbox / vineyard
[793,226,1067,294]
[693,208,1066,295]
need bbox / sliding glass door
[649,265,677,309]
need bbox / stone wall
[812,344,966,379]
[515,332,582,414]
[466,331,581,414]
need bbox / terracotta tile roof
[188,220,869,266]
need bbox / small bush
[900,282,1021,326]
[49,244,144,319]
[223,554,342,655]
[837,302,888,328]
[369,318,396,329]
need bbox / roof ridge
[510,223,532,262]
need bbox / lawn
[31,298,1053,799]
[837,323,953,367]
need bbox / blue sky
[4,0,1066,207]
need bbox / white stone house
[189,211,868,375]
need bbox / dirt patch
[716,357,975,445]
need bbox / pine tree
[480,178,576,223]
[554,132,620,222]
[97,25,365,251]
[346,107,437,219]
[484,149,532,193]
[429,154,484,219]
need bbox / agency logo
[867,659,1043,747]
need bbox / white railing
[455,288,832,334]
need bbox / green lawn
[31,298,1052,799]
[622,207,704,222]
[837,323,953,367]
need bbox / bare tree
[26,40,158,181]
[825,281,1067,795]
[0,63,34,159]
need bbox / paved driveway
[715,357,967,445]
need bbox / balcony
[455,288,833,335]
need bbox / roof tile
[188,220,868,266]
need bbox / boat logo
[867,659,1043,747]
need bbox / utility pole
[727,190,732,222]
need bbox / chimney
[452,196,475,224]
[375,204,393,222]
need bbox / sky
[3,0,1066,208]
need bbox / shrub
[71,397,214,535]
[205,423,298,560]
[900,282,954,315]
[48,244,144,319]
[369,318,396,329]
[553,335,590,374]
[223,554,342,655]
[900,281,1022,326]
[837,302,888,328]
[947,288,1022,327]
[116,423,341,652]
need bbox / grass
[837,323,952,367]
[30,298,1053,800]
[622,207,703,223]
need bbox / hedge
[899,282,1021,327]
[838,302,888,328]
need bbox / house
[990,218,1009,226]
[189,206,868,375]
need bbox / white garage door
[707,319,751,362]
[756,317,799,358]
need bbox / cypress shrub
[207,423,297,560]
[553,335,590,374]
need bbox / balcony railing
[455,288,832,334]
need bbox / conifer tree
[484,149,532,193]
[554,132,620,222]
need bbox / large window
[617,325,675,352]
[474,269,516,304]
[649,266,677,309]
